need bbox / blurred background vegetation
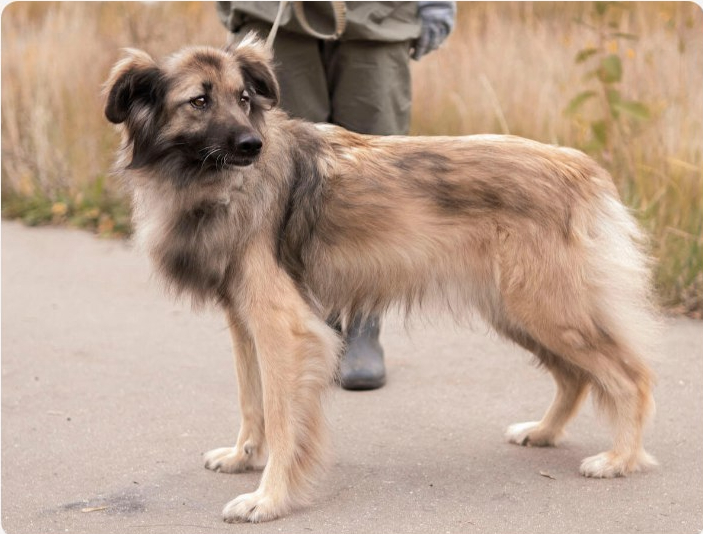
[1,1,701,316]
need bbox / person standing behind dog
[216,1,456,390]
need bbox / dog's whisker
[200,146,223,170]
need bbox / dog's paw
[505,421,558,447]
[222,490,288,523]
[203,445,265,474]
[580,450,657,478]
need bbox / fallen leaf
[80,506,108,513]
[539,471,556,480]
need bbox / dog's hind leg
[504,312,656,477]
[574,196,658,477]
[505,343,590,447]
[497,203,656,477]
[204,310,267,474]
[577,347,657,477]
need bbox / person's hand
[411,2,456,60]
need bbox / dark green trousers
[236,23,412,135]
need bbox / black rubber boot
[340,315,386,391]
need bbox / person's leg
[339,315,386,390]
[326,39,412,135]
[324,39,414,390]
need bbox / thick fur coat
[104,36,658,523]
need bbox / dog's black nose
[236,134,262,156]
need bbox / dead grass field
[1,2,701,313]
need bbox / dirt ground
[2,221,702,534]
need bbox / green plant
[560,2,702,317]
[1,175,132,237]
[566,1,651,165]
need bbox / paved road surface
[2,221,702,533]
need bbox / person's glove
[411,1,456,60]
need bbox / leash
[265,0,289,49]
[266,1,347,49]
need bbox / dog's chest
[136,188,243,303]
[166,201,236,297]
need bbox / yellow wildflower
[84,208,100,219]
[51,202,68,217]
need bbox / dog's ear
[229,33,280,109]
[104,49,164,124]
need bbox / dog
[104,35,658,523]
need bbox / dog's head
[104,34,279,174]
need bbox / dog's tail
[584,189,661,365]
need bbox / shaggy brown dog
[104,35,658,523]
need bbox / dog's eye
[239,91,251,105]
[190,96,208,110]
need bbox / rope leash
[266,1,347,50]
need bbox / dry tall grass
[411,2,703,313]
[1,2,701,313]
[1,2,225,233]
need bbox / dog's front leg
[221,253,340,523]
[204,310,267,473]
